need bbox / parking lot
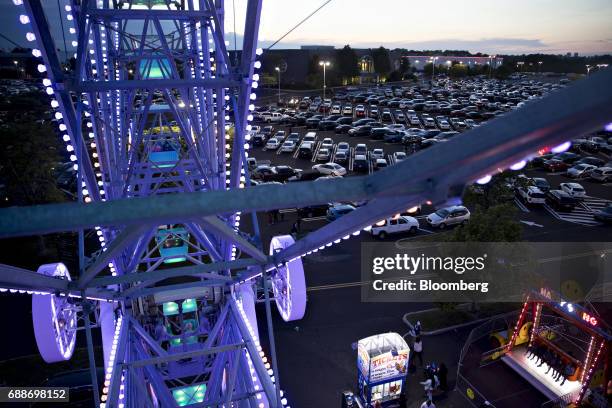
[246,77,611,242]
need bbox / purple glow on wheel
[32,263,77,363]
[269,235,307,322]
[476,175,492,185]
[510,160,527,171]
[551,141,571,153]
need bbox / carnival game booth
[504,290,612,406]
[358,333,410,407]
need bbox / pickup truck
[261,112,282,123]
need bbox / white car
[409,116,421,126]
[560,182,586,198]
[316,148,331,161]
[375,158,388,169]
[424,117,436,128]
[517,186,546,204]
[566,164,597,178]
[265,138,280,149]
[312,162,347,176]
[331,105,341,114]
[321,138,334,149]
[426,206,471,229]
[370,216,419,238]
[371,148,385,160]
[388,124,406,131]
[393,151,407,163]
[280,140,296,153]
[438,120,451,130]
[336,142,350,155]
[342,105,353,115]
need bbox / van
[298,142,314,159]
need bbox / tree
[371,46,391,77]
[0,121,66,206]
[449,63,468,78]
[445,204,522,242]
[423,62,434,75]
[335,45,359,82]
[494,64,513,79]
[399,57,411,74]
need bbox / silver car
[426,206,471,229]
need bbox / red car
[355,105,366,117]
[543,159,570,172]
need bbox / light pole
[319,60,330,100]
[586,64,592,76]
[430,57,438,83]
[275,66,281,105]
[538,61,543,73]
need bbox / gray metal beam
[127,342,244,368]
[88,8,213,19]
[0,70,611,238]
[75,78,240,92]
[0,264,69,292]
[90,258,254,288]
[201,216,268,263]
[229,298,278,407]
[78,225,151,288]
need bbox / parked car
[280,140,297,153]
[566,163,597,178]
[353,154,369,172]
[546,189,579,210]
[517,186,546,204]
[370,216,419,238]
[312,162,347,176]
[334,151,348,164]
[560,182,586,198]
[336,142,350,155]
[298,142,314,159]
[321,138,334,150]
[371,148,385,160]
[590,167,612,182]
[593,205,612,224]
[354,144,368,156]
[543,159,570,172]
[326,204,356,221]
[393,151,407,163]
[374,158,388,170]
[265,138,280,150]
[335,124,353,134]
[316,148,331,161]
[531,177,551,192]
[426,206,471,229]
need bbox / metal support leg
[83,299,101,407]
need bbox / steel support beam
[75,78,240,92]
[229,298,279,407]
[78,225,151,288]
[0,264,69,292]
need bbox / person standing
[420,375,433,401]
[413,336,424,367]
[420,399,435,408]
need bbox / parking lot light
[319,60,331,100]
[275,67,281,105]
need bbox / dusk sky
[1,0,611,55]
